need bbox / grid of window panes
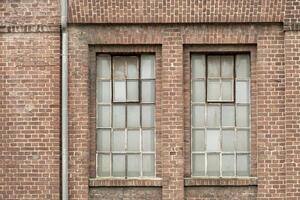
[191,54,250,177]
[96,54,155,178]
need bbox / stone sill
[89,178,162,187]
[184,177,258,186]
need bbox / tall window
[191,54,250,177]
[96,54,156,178]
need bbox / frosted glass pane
[207,80,221,101]
[112,154,125,177]
[192,80,205,102]
[221,56,234,78]
[192,154,205,176]
[97,55,111,79]
[236,54,250,79]
[113,105,125,128]
[142,104,155,127]
[127,105,140,128]
[207,154,220,176]
[112,130,125,151]
[222,130,235,152]
[222,154,235,176]
[127,154,140,177]
[192,129,205,151]
[207,56,220,77]
[207,105,220,128]
[143,154,155,176]
[142,130,154,151]
[98,105,110,127]
[236,81,250,103]
[192,105,205,127]
[221,80,233,101]
[97,154,110,177]
[127,56,139,79]
[113,81,126,102]
[237,154,250,176]
[237,130,249,151]
[97,81,111,103]
[127,130,140,151]
[141,55,155,79]
[191,55,206,78]
[236,105,250,127]
[113,57,125,79]
[142,80,155,102]
[222,105,235,127]
[206,130,220,151]
[127,80,139,101]
[97,129,110,151]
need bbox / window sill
[184,177,258,186]
[89,178,162,187]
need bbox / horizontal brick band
[0,25,59,33]
[89,178,163,187]
[184,177,258,186]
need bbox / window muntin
[191,54,250,177]
[96,54,156,178]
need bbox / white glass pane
[142,104,155,128]
[236,105,250,127]
[236,81,250,103]
[97,81,111,103]
[207,56,220,77]
[207,154,220,176]
[206,130,220,151]
[113,105,125,128]
[222,154,235,176]
[222,130,235,152]
[236,54,250,79]
[191,55,206,78]
[192,80,205,102]
[127,80,139,101]
[192,154,205,176]
[221,80,233,101]
[97,154,110,177]
[127,105,140,128]
[237,130,249,151]
[143,154,155,176]
[113,57,125,79]
[127,130,140,151]
[142,130,154,151]
[221,56,234,78]
[141,55,155,79]
[207,105,220,128]
[113,81,126,102]
[142,80,155,103]
[222,105,235,127]
[97,55,111,79]
[98,105,110,127]
[127,154,140,177]
[192,105,205,127]
[112,154,126,177]
[237,154,250,176]
[207,80,221,101]
[192,129,205,151]
[127,56,139,79]
[97,129,110,151]
[112,130,125,151]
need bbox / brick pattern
[284,0,300,30]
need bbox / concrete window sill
[89,178,162,187]
[184,177,258,186]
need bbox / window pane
[127,80,139,101]
[236,81,250,103]
[191,55,206,78]
[127,56,139,79]
[236,130,249,151]
[127,154,140,177]
[236,105,250,127]
[113,80,126,102]
[97,129,110,151]
[127,105,140,128]
[221,80,233,101]
[192,154,205,176]
[207,153,220,176]
[222,105,235,127]
[112,130,125,151]
[207,105,220,128]
[206,129,220,151]
[97,81,111,103]
[97,154,110,177]
[127,130,140,151]
[222,130,235,152]
[141,55,155,79]
[112,154,126,177]
[207,80,221,101]
[113,105,125,128]
[237,154,250,176]
[221,56,234,78]
[113,57,125,79]
[97,105,111,127]
[142,104,155,127]
[142,80,155,102]
[236,54,250,79]
[192,129,205,151]
[207,56,220,77]
[222,154,235,176]
[142,130,154,151]
[143,154,155,176]
[192,105,205,127]
[97,55,111,79]
[192,80,205,102]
